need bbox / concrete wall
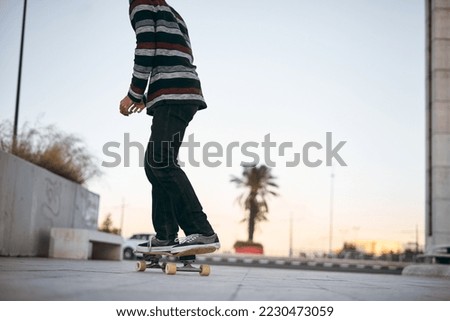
[0,150,99,257]
[426,0,450,253]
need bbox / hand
[119,96,146,116]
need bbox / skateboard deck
[134,246,217,276]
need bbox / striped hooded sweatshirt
[127,0,207,115]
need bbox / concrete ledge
[0,151,100,257]
[402,264,450,279]
[49,228,123,261]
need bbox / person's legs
[145,104,215,240]
[144,150,179,241]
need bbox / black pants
[144,104,214,240]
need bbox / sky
[0,0,426,256]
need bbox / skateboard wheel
[165,263,177,275]
[199,264,210,276]
[136,261,147,272]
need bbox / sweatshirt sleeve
[127,3,156,103]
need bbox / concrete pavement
[1,257,449,301]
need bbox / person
[119,0,220,254]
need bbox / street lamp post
[13,0,28,151]
[289,212,293,258]
[329,170,335,255]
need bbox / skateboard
[134,246,216,276]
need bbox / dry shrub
[0,120,100,185]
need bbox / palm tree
[230,164,279,243]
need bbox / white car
[122,233,155,260]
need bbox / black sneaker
[171,233,220,254]
[135,236,178,253]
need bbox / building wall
[0,151,99,257]
[426,0,450,253]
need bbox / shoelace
[175,234,200,244]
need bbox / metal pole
[329,170,335,255]
[416,224,419,254]
[13,0,28,152]
[120,198,125,236]
[289,212,293,258]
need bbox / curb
[402,264,450,279]
[196,255,405,275]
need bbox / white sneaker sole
[171,243,220,254]
[135,245,175,253]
